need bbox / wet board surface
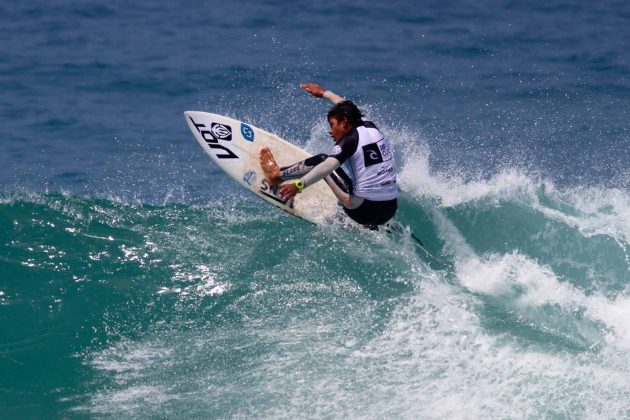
[184,111,339,224]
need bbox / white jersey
[329,120,398,201]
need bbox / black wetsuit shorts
[343,198,397,226]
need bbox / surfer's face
[328,116,351,142]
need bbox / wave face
[2,181,628,417]
[2,0,630,417]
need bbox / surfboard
[184,111,340,224]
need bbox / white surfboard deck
[184,111,340,225]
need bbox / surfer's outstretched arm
[300,83,344,104]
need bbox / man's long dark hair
[327,100,364,127]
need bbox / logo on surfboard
[211,123,232,140]
[243,170,256,186]
[187,116,238,159]
[241,123,254,142]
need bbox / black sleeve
[361,116,378,129]
[329,129,359,165]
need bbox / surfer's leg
[259,147,282,186]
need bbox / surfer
[259,83,398,227]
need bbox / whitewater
[2,1,630,418]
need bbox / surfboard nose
[183,111,194,128]
[184,111,203,125]
[184,111,204,118]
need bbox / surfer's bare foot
[259,147,282,186]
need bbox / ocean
[1,0,629,418]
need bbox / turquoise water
[1,0,630,418]
[2,177,629,417]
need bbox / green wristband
[294,179,305,193]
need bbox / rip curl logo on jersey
[379,141,392,159]
[331,145,342,155]
[241,123,254,142]
[210,123,232,140]
[188,116,238,159]
[362,143,384,167]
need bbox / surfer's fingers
[279,183,298,200]
[300,83,325,97]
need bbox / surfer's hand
[300,83,326,98]
[279,183,298,201]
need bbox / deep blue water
[1,1,629,418]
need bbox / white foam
[401,144,630,240]
[428,196,630,349]
[254,269,630,418]
[75,340,179,415]
[535,185,630,245]
[347,275,630,417]
[456,250,630,349]
[398,145,542,207]
[83,385,177,415]
[90,341,173,376]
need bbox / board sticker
[241,123,255,142]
